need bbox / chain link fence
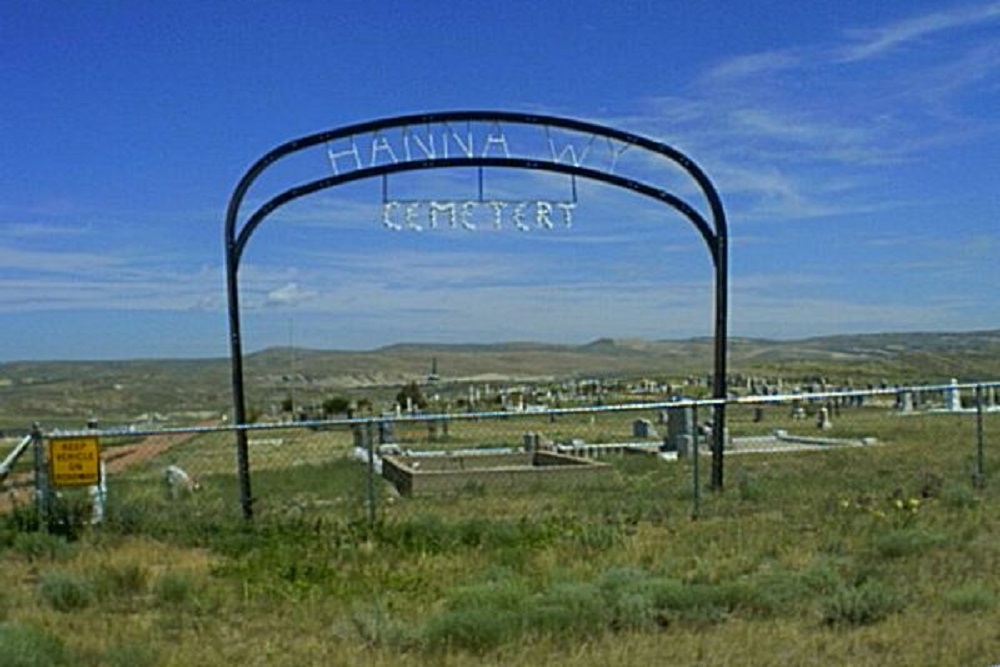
[2,380,995,531]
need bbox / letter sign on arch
[224,111,729,519]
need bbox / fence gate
[223,111,730,519]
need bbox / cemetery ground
[0,406,998,666]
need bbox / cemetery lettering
[381,199,576,231]
[325,122,630,175]
[320,121,640,233]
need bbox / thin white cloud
[0,222,92,240]
[5,3,999,357]
[705,50,804,81]
[262,282,316,308]
[0,244,123,274]
[839,1,1000,62]
[731,294,973,337]
[601,3,1000,225]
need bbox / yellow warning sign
[49,436,101,487]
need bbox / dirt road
[1,429,202,513]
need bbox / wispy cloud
[263,282,316,308]
[705,50,804,81]
[731,293,971,338]
[610,3,1000,224]
[838,1,1000,62]
[0,244,123,274]
[0,237,222,312]
[0,222,92,240]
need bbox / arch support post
[710,236,728,491]
[226,229,254,520]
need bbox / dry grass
[0,408,997,666]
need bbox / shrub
[94,563,150,606]
[872,528,944,559]
[646,577,728,626]
[424,575,540,652]
[820,581,905,626]
[101,497,156,536]
[374,515,572,556]
[102,642,160,667]
[799,560,842,596]
[0,622,69,666]
[444,577,532,615]
[525,582,610,637]
[4,501,42,534]
[423,607,523,654]
[380,515,455,555]
[11,532,72,563]
[566,520,624,552]
[42,493,92,541]
[734,468,762,501]
[596,567,659,629]
[940,483,980,509]
[37,571,93,612]
[349,601,418,649]
[152,571,195,607]
[944,584,996,613]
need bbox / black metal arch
[225,111,729,519]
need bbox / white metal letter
[481,125,511,158]
[428,201,456,229]
[403,127,436,161]
[556,202,576,228]
[534,201,554,229]
[460,201,476,230]
[548,140,590,167]
[326,139,362,175]
[487,201,507,229]
[404,202,422,231]
[547,129,594,167]
[512,202,530,231]
[606,138,631,174]
[447,126,475,158]
[369,133,399,167]
[381,202,402,230]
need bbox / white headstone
[817,406,832,430]
[946,379,961,412]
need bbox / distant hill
[2,330,999,428]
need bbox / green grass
[0,408,996,665]
[0,622,71,667]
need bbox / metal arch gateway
[224,110,730,520]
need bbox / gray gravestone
[632,419,659,439]
[664,405,694,456]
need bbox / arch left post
[226,225,254,521]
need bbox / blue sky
[2,1,998,360]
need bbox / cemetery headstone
[816,406,832,430]
[946,379,961,412]
[632,419,659,439]
[663,405,694,456]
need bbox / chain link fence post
[365,419,378,531]
[691,403,701,520]
[974,384,985,489]
[30,422,50,528]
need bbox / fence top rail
[35,380,999,440]
[0,433,34,479]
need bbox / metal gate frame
[224,111,729,519]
